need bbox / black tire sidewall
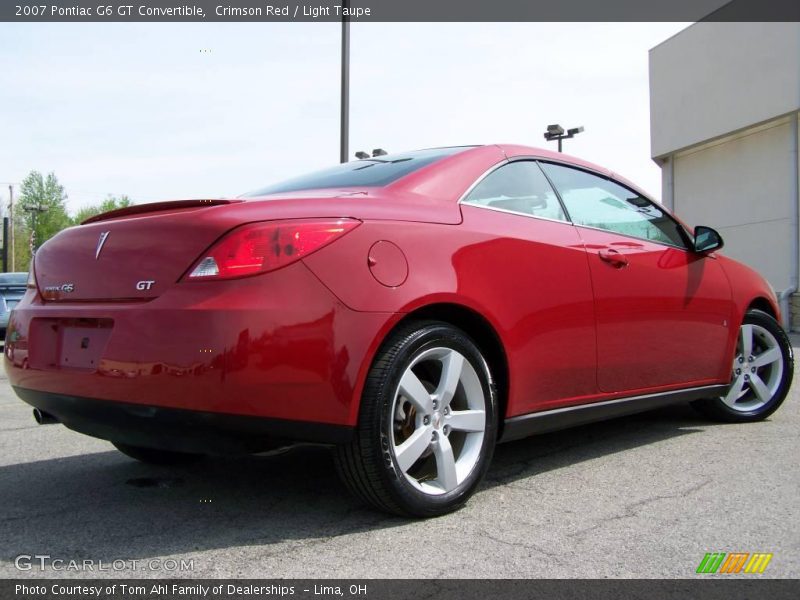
[367,322,498,516]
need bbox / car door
[459,160,597,414]
[539,161,733,393]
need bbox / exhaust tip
[33,408,59,425]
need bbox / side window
[540,162,688,248]
[463,161,567,222]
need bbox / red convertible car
[6,144,793,516]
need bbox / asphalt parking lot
[1,339,798,580]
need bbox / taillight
[184,218,360,281]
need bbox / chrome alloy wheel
[390,347,487,495]
[723,323,784,412]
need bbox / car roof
[0,272,27,284]
[495,144,649,196]
[384,144,654,204]
[243,144,653,205]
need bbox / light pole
[544,124,584,153]
[1,183,18,270]
[339,0,350,163]
[8,184,14,271]
[23,205,47,257]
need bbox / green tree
[14,171,72,270]
[72,195,133,224]
[11,221,31,274]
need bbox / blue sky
[0,22,687,214]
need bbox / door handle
[598,248,629,268]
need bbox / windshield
[243,147,472,197]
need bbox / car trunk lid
[35,200,241,302]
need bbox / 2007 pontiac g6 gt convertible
[7,144,793,516]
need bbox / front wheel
[335,321,498,517]
[692,309,793,422]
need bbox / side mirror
[693,226,724,254]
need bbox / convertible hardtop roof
[242,143,647,203]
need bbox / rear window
[243,147,470,197]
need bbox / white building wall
[672,118,797,291]
[650,22,800,159]
[650,22,800,328]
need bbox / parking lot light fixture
[544,123,584,152]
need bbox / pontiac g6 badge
[43,283,74,293]
[95,231,110,259]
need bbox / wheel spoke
[740,324,754,358]
[748,373,772,404]
[433,434,458,492]
[436,350,464,408]
[753,346,781,368]
[399,370,432,413]
[395,425,433,472]
[447,409,485,432]
[722,374,746,407]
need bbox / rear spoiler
[82,199,242,225]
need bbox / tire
[112,442,204,466]
[335,320,498,517]
[692,309,793,422]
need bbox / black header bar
[2,0,800,23]
[4,579,800,600]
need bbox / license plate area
[29,318,114,371]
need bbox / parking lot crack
[568,479,712,539]
[478,529,562,561]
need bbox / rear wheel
[112,442,204,466]
[335,321,498,517]
[692,309,793,422]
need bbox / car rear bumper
[15,387,354,454]
[5,262,395,437]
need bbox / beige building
[649,22,800,329]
